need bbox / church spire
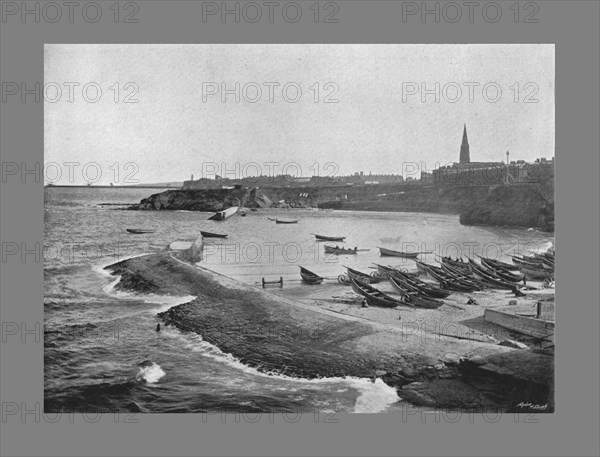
[459,124,470,164]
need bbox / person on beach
[156,324,161,332]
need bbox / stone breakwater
[105,253,554,412]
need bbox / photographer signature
[516,402,548,410]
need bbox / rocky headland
[127,182,554,231]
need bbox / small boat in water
[208,206,239,221]
[275,218,299,224]
[126,228,155,234]
[350,278,403,308]
[378,246,426,259]
[324,245,366,255]
[312,233,346,242]
[200,231,228,238]
[299,266,324,284]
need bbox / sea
[44,187,554,414]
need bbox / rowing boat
[388,276,444,309]
[480,258,524,282]
[312,233,346,241]
[439,256,472,275]
[476,255,521,272]
[200,231,228,238]
[511,255,547,268]
[275,218,298,224]
[467,260,520,289]
[390,268,452,298]
[349,278,403,308]
[378,246,420,258]
[417,261,480,292]
[208,206,239,221]
[126,228,155,234]
[438,263,489,290]
[299,266,324,284]
[324,245,360,255]
[343,265,383,284]
[519,265,554,280]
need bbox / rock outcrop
[128,181,554,231]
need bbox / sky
[44,44,554,185]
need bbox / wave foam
[136,362,165,384]
[162,327,400,413]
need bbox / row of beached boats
[298,249,555,309]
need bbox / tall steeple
[459,124,470,164]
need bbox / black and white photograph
[44,43,555,415]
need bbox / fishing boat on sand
[343,265,384,284]
[200,231,228,238]
[349,278,403,308]
[389,270,452,299]
[126,228,155,234]
[519,264,554,280]
[299,266,324,284]
[312,233,346,241]
[388,276,445,309]
[475,254,520,272]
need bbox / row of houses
[182,158,554,189]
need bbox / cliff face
[129,182,554,231]
[459,182,554,231]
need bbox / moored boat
[312,233,346,241]
[208,206,239,221]
[324,245,360,255]
[126,228,155,234]
[299,266,324,284]
[200,231,228,238]
[275,218,298,224]
[378,246,420,258]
